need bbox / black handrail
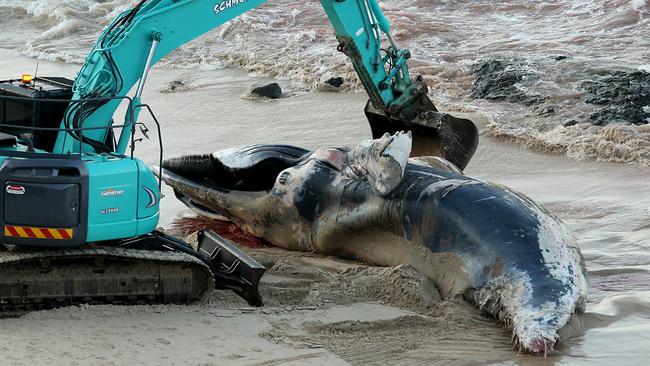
[135,103,165,191]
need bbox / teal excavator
[0,0,478,309]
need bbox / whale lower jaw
[467,274,587,354]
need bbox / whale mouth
[161,144,310,192]
[528,338,555,355]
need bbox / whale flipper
[344,131,412,196]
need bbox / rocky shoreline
[470,58,650,127]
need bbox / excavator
[0,0,478,310]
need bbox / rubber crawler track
[0,245,214,314]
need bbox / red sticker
[6,185,25,195]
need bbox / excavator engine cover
[0,77,74,152]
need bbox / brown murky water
[2,0,649,165]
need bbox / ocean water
[1,0,649,165]
[1,1,650,365]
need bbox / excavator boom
[54,0,478,168]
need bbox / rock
[472,60,650,126]
[543,107,554,114]
[316,76,345,92]
[169,80,184,91]
[324,77,344,88]
[562,119,579,127]
[469,59,545,106]
[161,80,188,93]
[537,106,556,115]
[250,83,283,99]
[580,70,650,125]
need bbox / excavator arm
[54,0,478,169]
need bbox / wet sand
[1,50,650,365]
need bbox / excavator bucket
[197,230,265,306]
[365,96,479,171]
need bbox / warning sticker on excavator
[4,226,73,240]
[6,185,25,195]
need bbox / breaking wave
[484,122,650,166]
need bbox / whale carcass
[159,132,588,354]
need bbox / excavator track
[0,245,213,313]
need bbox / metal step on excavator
[0,0,478,311]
